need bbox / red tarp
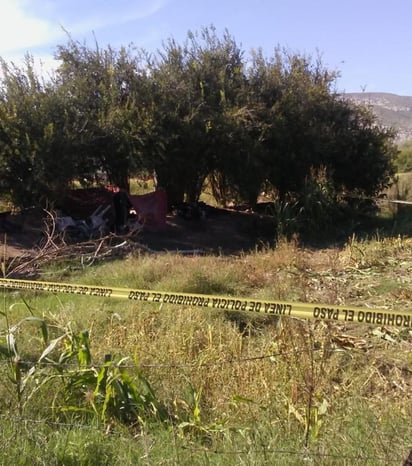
[129,190,167,226]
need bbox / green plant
[41,328,170,428]
[0,306,49,414]
[175,383,229,444]
[0,299,169,430]
[277,320,334,446]
[268,199,303,239]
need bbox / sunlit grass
[1,231,412,463]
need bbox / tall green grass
[0,237,411,464]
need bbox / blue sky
[1,0,411,95]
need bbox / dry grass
[0,235,411,464]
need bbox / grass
[1,180,412,465]
[0,234,411,464]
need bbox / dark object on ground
[172,202,208,220]
[253,202,276,215]
[113,190,133,233]
[0,211,13,232]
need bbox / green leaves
[0,29,396,224]
[0,301,168,429]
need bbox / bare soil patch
[0,207,45,259]
[138,207,276,254]
[0,206,277,262]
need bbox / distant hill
[343,92,412,143]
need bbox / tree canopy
[0,27,397,232]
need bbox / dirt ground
[0,205,277,260]
[138,207,276,254]
[0,207,45,259]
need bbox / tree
[147,27,247,206]
[0,29,397,226]
[247,49,335,199]
[246,48,396,205]
[321,101,397,197]
[55,39,151,190]
[0,56,74,206]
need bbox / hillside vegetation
[344,92,412,142]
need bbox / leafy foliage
[56,330,169,426]
[0,310,168,428]
[0,57,75,206]
[55,40,151,190]
[0,27,397,232]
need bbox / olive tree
[55,40,151,190]
[147,27,247,206]
[0,56,75,206]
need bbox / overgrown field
[0,236,411,465]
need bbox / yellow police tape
[1,277,412,329]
